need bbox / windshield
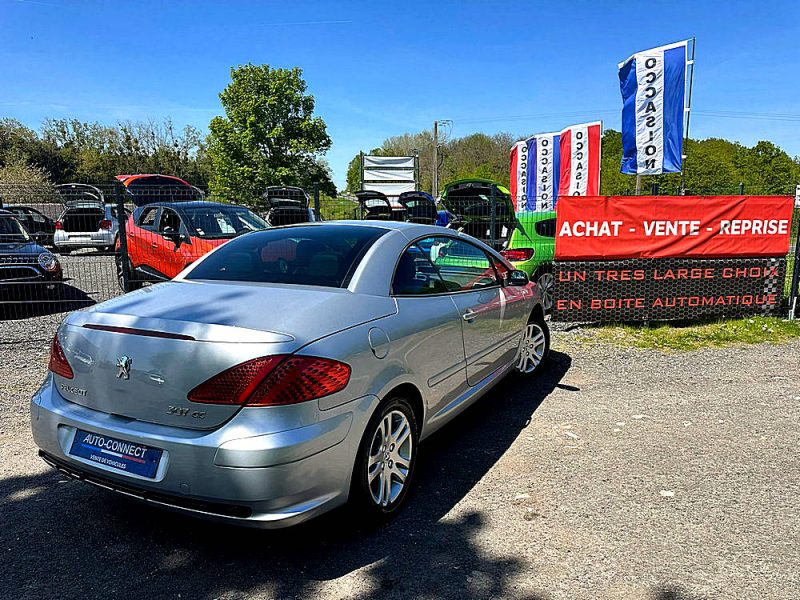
[0,216,31,243]
[186,225,387,288]
[184,206,267,239]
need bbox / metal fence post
[739,182,745,195]
[489,185,497,248]
[651,182,659,195]
[789,232,800,320]
[313,182,320,221]
[115,183,131,292]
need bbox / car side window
[29,209,47,224]
[428,237,500,292]
[391,243,448,296]
[158,208,181,234]
[535,218,557,238]
[138,207,158,229]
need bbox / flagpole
[680,37,696,195]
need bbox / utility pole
[680,37,696,195]
[432,120,439,198]
[431,119,451,198]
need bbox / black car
[0,209,63,299]
[262,186,315,225]
[4,205,56,246]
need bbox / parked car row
[1,174,557,312]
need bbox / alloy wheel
[538,272,555,313]
[516,322,547,374]
[367,409,413,507]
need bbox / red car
[116,199,268,290]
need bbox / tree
[207,64,333,205]
[41,117,210,185]
[0,118,76,183]
[0,159,56,206]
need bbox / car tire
[116,255,142,292]
[515,312,550,377]
[351,396,419,520]
[533,267,554,314]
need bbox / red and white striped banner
[559,121,601,197]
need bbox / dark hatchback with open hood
[439,179,516,250]
[262,186,315,226]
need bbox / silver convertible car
[32,221,549,527]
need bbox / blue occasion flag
[618,40,688,175]
[525,132,560,211]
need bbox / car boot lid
[263,186,310,209]
[68,280,396,345]
[55,183,106,210]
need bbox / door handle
[462,310,477,323]
[151,243,159,249]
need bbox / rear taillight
[54,220,63,230]
[48,333,74,379]
[99,219,112,230]
[188,355,351,407]
[500,248,534,262]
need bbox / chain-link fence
[1,180,798,323]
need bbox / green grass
[582,316,800,352]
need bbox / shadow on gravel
[651,586,709,600]
[0,284,95,321]
[2,352,571,600]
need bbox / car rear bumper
[54,231,115,248]
[31,376,378,528]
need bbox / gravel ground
[1,308,798,599]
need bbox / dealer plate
[69,429,162,478]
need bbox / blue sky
[1,0,798,189]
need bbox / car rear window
[185,225,387,288]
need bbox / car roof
[277,220,502,245]
[137,201,241,210]
[116,174,192,186]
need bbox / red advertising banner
[555,196,794,260]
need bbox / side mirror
[507,269,529,286]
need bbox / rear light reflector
[500,248,534,262]
[248,356,351,406]
[188,355,351,407]
[99,219,113,230]
[55,220,63,230]
[48,333,74,379]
